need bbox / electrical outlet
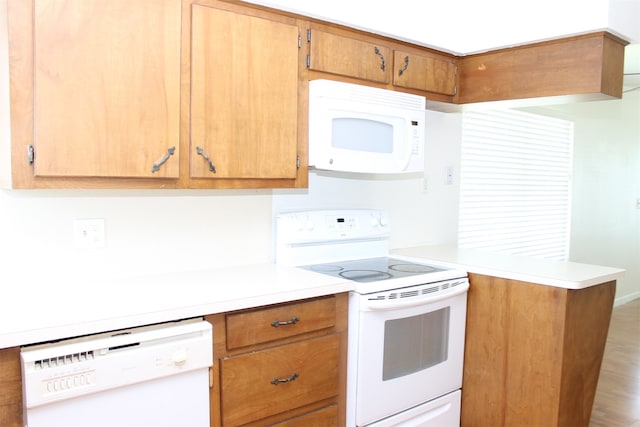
[445,166,454,185]
[73,218,105,248]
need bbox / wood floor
[589,298,640,427]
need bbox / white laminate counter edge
[1,264,353,350]
[392,245,626,289]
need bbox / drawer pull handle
[271,372,299,385]
[271,316,300,327]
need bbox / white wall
[569,90,640,304]
[245,0,638,53]
[531,89,640,304]
[0,190,274,284]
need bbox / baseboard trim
[614,291,640,307]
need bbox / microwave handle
[400,128,419,171]
[400,148,413,171]
[361,281,469,311]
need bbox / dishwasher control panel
[21,319,213,408]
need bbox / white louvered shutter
[458,109,574,260]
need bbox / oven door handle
[362,281,469,311]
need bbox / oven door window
[382,307,450,381]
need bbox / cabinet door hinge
[209,367,214,389]
[296,155,300,169]
[298,33,301,49]
[305,29,312,68]
[27,145,35,165]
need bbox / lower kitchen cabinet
[461,274,616,427]
[221,335,339,426]
[206,293,348,427]
[269,405,338,427]
[0,347,22,427]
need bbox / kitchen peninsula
[1,247,625,427]
[392,245,625,427]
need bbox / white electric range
[275,209,469,427]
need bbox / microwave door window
[332,118,393,153]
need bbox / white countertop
[391,245,625,289]
[2,247,625,350]
[0,264,352,349]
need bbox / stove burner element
[298,257,449,285]
[389,263,438,273]
[310,264,344,273]
[340,270,394,283]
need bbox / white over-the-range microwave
[308,79,426,174]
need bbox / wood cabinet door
[0,348,22,427]
[190,5,299,180]
[393,50,457,95]
[308,29,390,83]
[32,0,181,178]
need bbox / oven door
[350,282,468,426]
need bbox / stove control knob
[291,217,303,231]
[370,215,388,228]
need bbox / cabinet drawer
[271,404,338,427]
[220,334,340,426]
[226,297,336,349]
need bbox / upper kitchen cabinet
[306,25,391,84]
[393,50,458,96]
[457,32,628,105]
[188,2,301,185]
[4,0,306,189]
[5,0,181,188]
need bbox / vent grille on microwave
[368,279,466,301]
[347,87,425,110]
[310,79,426,111]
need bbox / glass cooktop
[299,257,448,283]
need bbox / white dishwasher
[21,319,213,427]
